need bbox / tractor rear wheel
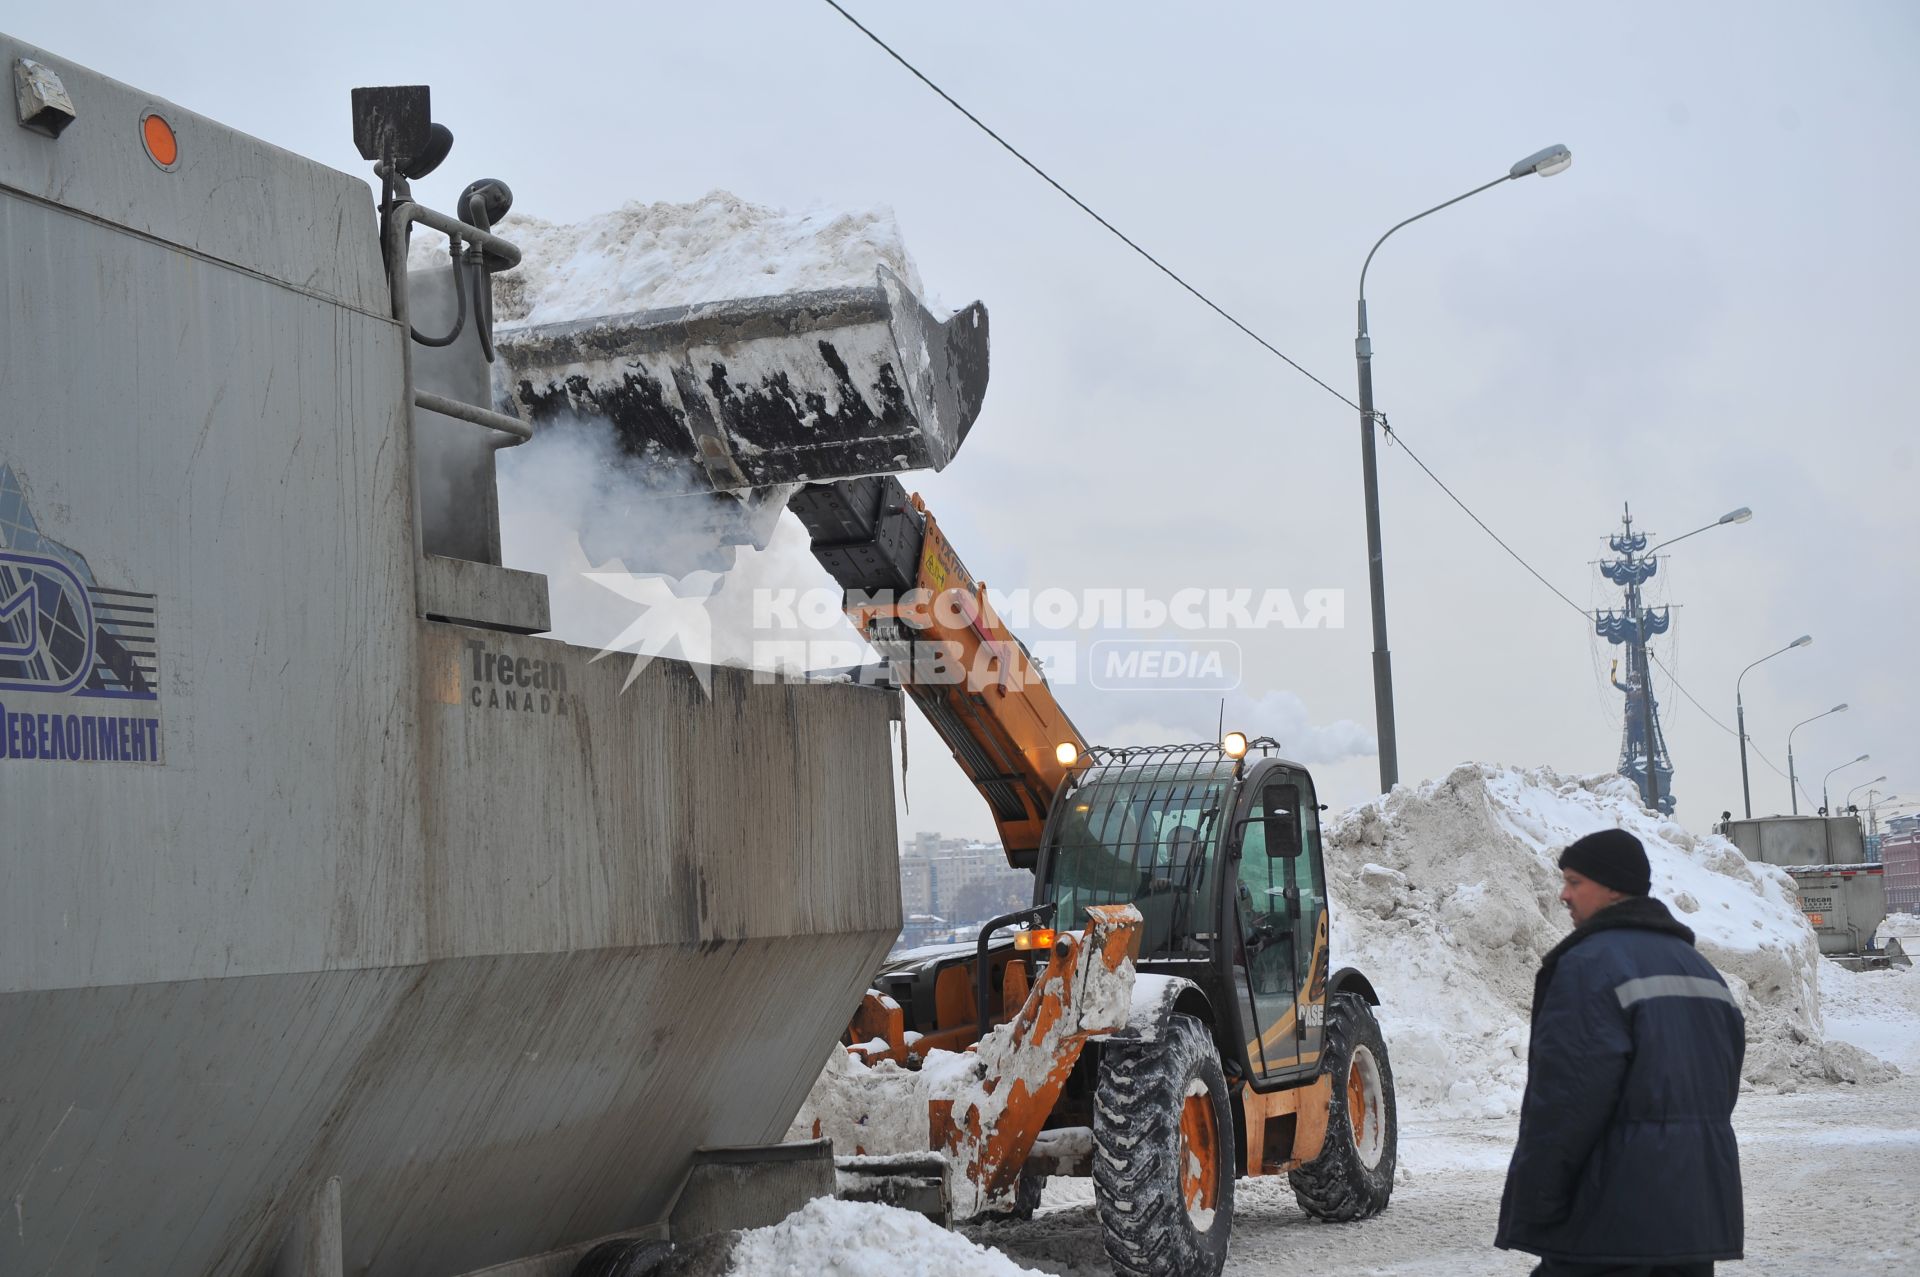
[1288,992,1396,1221]
[1092,1013,1233,1277]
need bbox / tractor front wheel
[1092,1013,1234,1277]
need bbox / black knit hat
[1558,828,1651,897]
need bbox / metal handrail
[383,202,531,447]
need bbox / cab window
[1042,776,1224,955]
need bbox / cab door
[1227,773,1310,1081]
[1287,770,1330,1071]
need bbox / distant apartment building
[1883,815,1919,914]
[897,831,1032,936]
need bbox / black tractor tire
[1010,1166,1048,1220]
[1289,991,1397,1221]
[976,1166,1048,1221]
[1092,1013,1234,1277]
[571,1238,672,1277]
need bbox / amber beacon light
[141,111,178,169]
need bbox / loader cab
[1032,741,1329,1088]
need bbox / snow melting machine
[0,49,911,1277]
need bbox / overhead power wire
[821,2,1598,624]
[826,2,1778,788]
[821,0,1360,411]
[1380,421,1590,617]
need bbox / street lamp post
[1861,790,1898,846]
[1845,775,1887,811]
[1822,754,1871,816]
[1869,795,1907,838]
[1735,635,1812,819]
[1355,143,1572,794]
[1787,704,1847,815]
[1631,507,1753,812]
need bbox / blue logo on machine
[0,464,161,763]
[0,550,98,693]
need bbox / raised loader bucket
[495,266,988,494]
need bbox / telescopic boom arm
[790,476,1085,868]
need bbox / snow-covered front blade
[494,266,988,495]
[791,905,1143,1221]
[834,1152,952,1226]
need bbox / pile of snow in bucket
[1327,763,1897,1120]
[723,1197,1042,1277]
[418,189,932,647]
[421,190,930,328]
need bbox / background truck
[1724,816,1905,968]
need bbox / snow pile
[1327,763,1894,1120]
[789,925,1139,1219]
[1877,910,1920,949]
[410,190,929,328]
[725,1197,1043,1277]
[1819,961,1920,1073]
[790,1041,950,1160]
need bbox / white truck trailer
[0,39,989,1276]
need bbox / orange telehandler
[787,475,1399,1277]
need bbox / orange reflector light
[1013,927,1058,951]
[142,112,178,169]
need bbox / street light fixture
[1787,704,1846,815]
[1735,635,1812,819]
[1646,509,1754,556]
[1845,775,1888,809]
[1822,754,1871,816]
[1354,143,1572,794]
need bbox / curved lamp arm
[1737,635,1812,701]
[1358,144,1572,327]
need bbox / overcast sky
[19,2,1915,845]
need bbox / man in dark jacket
[1496,828,1745,1276]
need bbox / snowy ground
[959,957,1920,1275]
[956,1073,1920,1276]
[721,961,1920,1276]
[733,767,1920,1275]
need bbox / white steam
[496,420,864,673]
